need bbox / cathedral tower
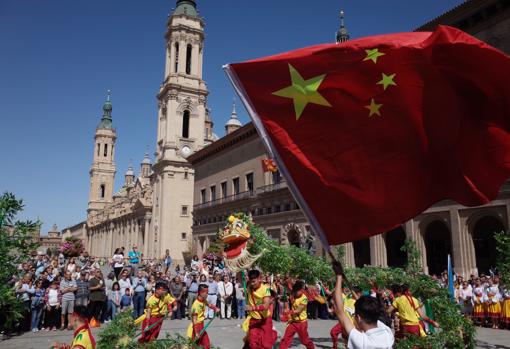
[87,91,116,217]
[151,0,212,261]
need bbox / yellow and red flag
[225,26,510,246]
[261,158,277,173]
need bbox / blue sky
[0,0,463,234]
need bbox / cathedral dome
[174,0,197,17]
[125,166,135,176]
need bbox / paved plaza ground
[2,318,509,349]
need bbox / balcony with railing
[193,180,288,210]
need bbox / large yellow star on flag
[365,98,383,117]
[273,64,331,120]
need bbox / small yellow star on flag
[363,48,385,63]
[377,73,397,90]
[365,98,383,117]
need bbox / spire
[225,97,242,134]
[126,159,135,176]
[142,151,152,165]
[98,90,113,129]
[174,0,198,17]
[336,10,350,43]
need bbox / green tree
[0,192,40,329]
[401,238,423,274]
[495,231,510,289]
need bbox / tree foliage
[0,192,40,329]
[495,230,510,289]
[96,312,220,349]
[244,217,475,349]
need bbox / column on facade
[144,217,150,258]
[195,238,203,259]
[192,43,200,76]
[450,208,474,278]
[178,39,186,74]
[405,219,428,274]
[165,44,171,77]
[198,45,203,78]
[133,218,139,248]
[343,243,355,267]
[370,234,387,267]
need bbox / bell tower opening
[182,110,190,138]
[186,44,192,75]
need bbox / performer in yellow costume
[242,269,277,349]
[137,282,176,343]
[50,306,95,349]
[187,284,219,348]
[279,280,314,349]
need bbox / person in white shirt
[218,274,234,319]
[459,281,473,316]
[332,262,394,349]
[112,248,125,280]
[118,270,132,296]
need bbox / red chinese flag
[225,26,510,246]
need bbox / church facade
[67,0,216,264]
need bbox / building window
[246,172,254,193]
[100,184,105,199]
[181,205,189,216]
[104,143,108,157]
[221,181,227,198]
[184,170,189,179]
[210,185,216,201]
[174,42,179,73]
[182,110,190,138]
[186,44,192,74]
[97,143,100,156]
[181,232,187,240]
[274,205,281,213]
[285,203,291,211]
[233,177,240,195]
[266,207,272,214]
[201,189,206,203]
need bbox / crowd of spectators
[4,244,509,340]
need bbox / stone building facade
[67,0,219,264]
[190,0,510,278]
[37,224,64,254]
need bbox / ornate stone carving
[168,89,178,101]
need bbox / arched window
[174,42,179,73]
[97,143,100,156]
[182,110,190,138]
[186,44,192,74]
[104,143,108,157]
[100,184,105,199]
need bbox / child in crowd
[121,288,133,312]
[107,282,121,319]
[44,281,61,331]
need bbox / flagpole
[447,254,454,300]
[224,64,340,263]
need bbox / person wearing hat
[50,306,96,349]
[138,282,176,343]
[187,283,219,349]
